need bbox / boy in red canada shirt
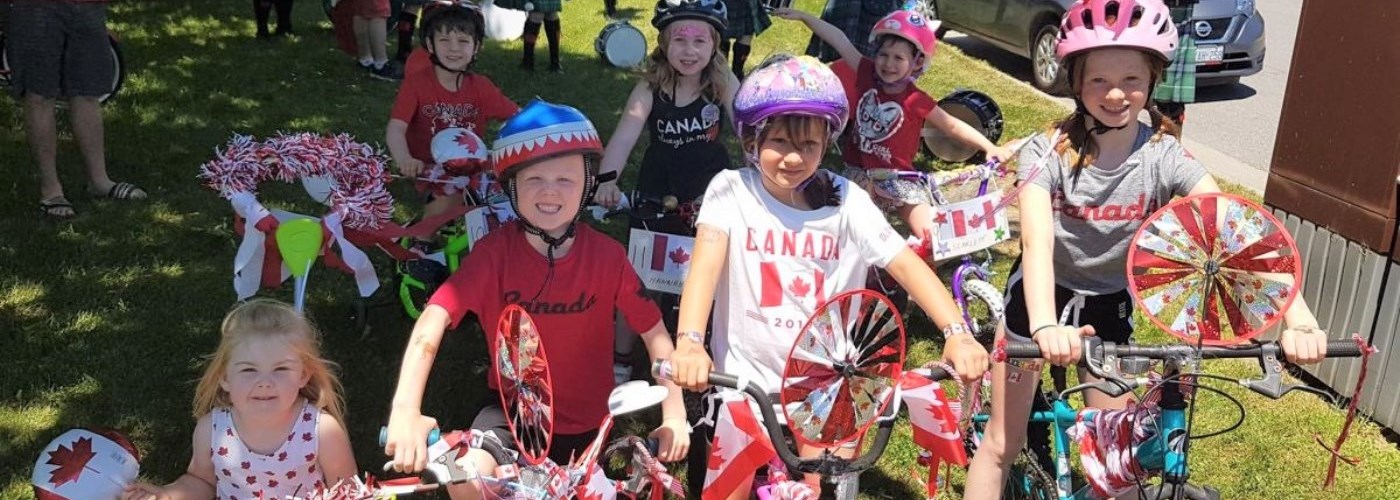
[382,100,690,499]
[387,1,519,220]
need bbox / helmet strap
[504,158,598,298]
[1074,100,1130,135]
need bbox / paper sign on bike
[462,203,517,251]
[627,228,694,294]
[931,190,1010,260]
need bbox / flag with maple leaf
[574,464,619,500]
[703,391,776,500]
[627,228,696,294]
[899,372,966,499]
[32,429,140,500]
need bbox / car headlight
[1236,0,1255,15]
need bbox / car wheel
[1031,23,1063,93]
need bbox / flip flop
[40,196,76,218]
[96,182,147,201]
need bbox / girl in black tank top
[636,86,731,208]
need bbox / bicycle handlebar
[651,360,950,476]
[1002,338,1362,401]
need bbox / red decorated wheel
[494,305,555,465]
[1126,193,1302,345]
[780,290,906,449]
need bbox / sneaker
[612,362,632,386]
[369,61,404,81]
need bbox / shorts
[6,1,115,99]
[840,165,934,212]
[1001,258,1135,350]
[472,392,599,465]
[353,0,391,19]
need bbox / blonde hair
[1052,51,1180,170]
[643,23,730,105]
[192,299,346,424]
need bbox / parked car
[919,0,1265,92]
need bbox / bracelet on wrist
[678,330,705,345]
[942,323,971,338]
[1030,324,1059,339]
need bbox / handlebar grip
[653,359,742,389]
[596,171,618,183]
[379,426,441,447]
[909,367,952,381]
[645,437,660,457]
[1326,340,1363,357]
[1003,341,1042,359]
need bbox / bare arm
[637,319,691,462]
[392,305,451,412]
[315,413,359,486]
[386,119,413,165]
[669,224,729,388]
[598,83,654,181]
[885,249,988,381]
[773,8,863,71]
[124,415,218,500]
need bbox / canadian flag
[649,233,693,273]
[703,392,777,500]
[899,372,967,499]
[574,464,619,500]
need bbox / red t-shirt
[834,58,939,171]
[390,66,518,165]
[427,223,663,434]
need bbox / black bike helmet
[418,0,486,72]
[652,0,728,33]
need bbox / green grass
[1,0,1396,498]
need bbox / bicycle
[0,0,126,104]
[979,336,1364,500]
[653,289,969,499]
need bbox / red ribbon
[1316,334,1378,489]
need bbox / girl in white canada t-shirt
[666,54,989,498]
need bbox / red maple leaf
[301,432,313,442]
[217,446,229,456]
[45,436,97,487]
[789,276,811,297]
[707,441,725,470]
[454,130,479,153]
[286,470,298,480]
[302,412,313,422]
[267,479,280,488]
[668,246,690,265]
[277,451,287,461]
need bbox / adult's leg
[520,12,543,70]
[24,94,63,203]
[354,16,374,63]
[253,0,273,37]
[730,35,752,79]
[370,17,390,64]
[543,12,562,73]
[273,0,295,35]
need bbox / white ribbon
[323,209,380,297]
[230,192,281,300]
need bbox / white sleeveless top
[209,401,324,499]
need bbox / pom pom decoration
[199,132,394,230]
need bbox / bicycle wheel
[494,305,554,465]
[99,33,124,104]
[961,278,1005,346]
[780,289,906,449]
[1127,193,1301,345]
[1005,450,1058,500]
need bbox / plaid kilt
[495,0,561,13]
[1154,5,1197,103]
[804,0,900,61]
[724,0,771,38]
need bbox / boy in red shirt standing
[387,1,519,220]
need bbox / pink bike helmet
[869,9,940,76]
[1055,0,1178,62]
[733,55,849,143]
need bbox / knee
[972,428,1022,466]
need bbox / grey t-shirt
[1017,124,1208,294]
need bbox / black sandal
[40,196,76,218]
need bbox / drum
[922,89,1004,163]
[595,21,647,69]
[482,0,526,41]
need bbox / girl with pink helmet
[964,1,1332,497]
[776,6,1014,242]
[667,54,988,498]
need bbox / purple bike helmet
[733,54,849,148]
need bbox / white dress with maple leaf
[696,168,906,395]
[210,401,323,499]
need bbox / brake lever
[1240,346,1339,404]
[1070,339,1143,398]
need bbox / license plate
[1196,45,1223,64]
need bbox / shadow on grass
[0,0,645,487]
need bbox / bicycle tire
[961,278,1005,345]
[100,33,124,104]
[1005,449,1058,500]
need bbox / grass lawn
[2,0,1397,498]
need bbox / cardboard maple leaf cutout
[46,436,97,487]
[789,276,811,297]
[668,246,690,265]
[454,131,480,154]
